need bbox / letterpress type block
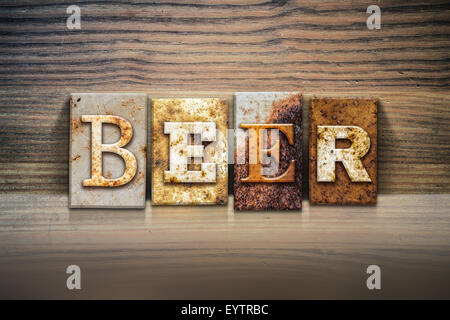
[70,93,147,208]
[309,98,377,204]
[152,98,228,205]
[234,92,302,210]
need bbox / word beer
[69,92,377,209]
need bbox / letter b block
[309,98,377,204]
[70,93,147,208]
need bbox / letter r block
[309,98,377,204]
[69,93,147,208]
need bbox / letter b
[82,115,137,187]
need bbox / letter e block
[151,98,228,205]
[234,92,302,210]
[309,98,377,204]
[70,93,147,208]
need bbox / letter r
[317,125,372,182]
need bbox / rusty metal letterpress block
[234,92,302,210]
[70,93,147,208]
[151,98,228,205]
[309,98,377,204]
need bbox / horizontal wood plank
[0,0,449,193]
[0,193,449,299]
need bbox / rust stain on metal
[70,117,84,134]
[141,145,147,158]
[309,98,377,205]
[152,98,228,205]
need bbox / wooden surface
[0,0,449,300]
[0,193,449,299]
[0,0,449,193]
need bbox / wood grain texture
[0,193,449,299]
[0,0,449,194]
